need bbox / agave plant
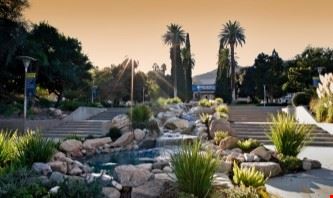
[232,162,266,188]
[215,104,229,119]
[200,113,213,139]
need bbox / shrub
[232,162,266,188]
[171,140,219,198]
[198,99,214,107]
[278,155,302,172]
[0,131,17,168]
[107,127,123,141]
[59,100,82,111]
[64,133,83,141]
[214,97,224,105]
[311,96,333,123]
[200,113,213,139]
[292,92,311,107]
[215,104,229,119]
[237,139,261,153]
[129,105,152,129]
[214,131,229,145]
[51,179,103,198]
[157,97,182,106]
[267,113,313,156]
[0,168,49,197]
[17,131,57,166]
[216,185,262,198]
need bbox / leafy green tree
[215,45,232,103]
[238,67,256,101]
[219,20,246,101]
[0,0,29,21]
[181,33,195,101]
[163,23,186,99]
[147,70,173,98]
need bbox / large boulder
[110,114,130,133]
[209,118,236,138]
[241,162,282,177]
[131,179,170,198]
[219,136,239,150]
[48,161,67,174]
[114,165,153,187]
[59,139,82,157]
[32,162,52,175]
[250,146,271,161]
[110,132,134,147]
[134,129,146,141]
[302,158,322,170]
[102,187,121,198]
[83,137,112,149]
[164,117,189,130]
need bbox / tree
[162,23,186,99]
[0,0,29,21]
[219,20,246,101]
[147,70,173,98]
[238,67,256,101]
[160,63,167,75]
[181,33,195,101]
[215,44,232,103]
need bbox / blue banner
[26,73,36,97]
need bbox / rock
[213,173,233,189]
[32,162,52,175]
[163,166,172,173]
[244,153,260,162]
[102,187,121,198]
[131,179,170,198]
[250,146,271,161]
[154,173,175,182]
[49,171,65,184]
[189,106,214,115]
[231,148,243,153]
[152,161,169,170]
[302,158,322,170]
[217,161,232,173]
[110,114,131,133]
[219,136,239,150]
[112,180,123,191]
[114,165,153,187]
[83,137,112,149]
[136,163,153,171]
[152,169,163,174]
[49,186,60,194]
[69,166,83,176]
[209,118,236,138]
[59,139,82,157]
[164,117,190,130]
[111,132,134,147]
[134,129,146,141]
[48,161,67,174]
[52,151,66,161]
[241,162,282,177]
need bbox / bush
[157,97,182,106]
[215,104,229,119]
[200,113,213,139]
[0,131,17,168]
[232,162,266,188]
[214,97,224,105]
[267,113,313,156]
[217,185,269,198]
[51,179,103,198]
[310,96,333,123]
[59,100,82,111]
[0,168,49,197]
[17,131,57,167]
[292,92,311,107]
[214,131,229,145]
[198,99,214,107]
[171,140,219,198]
[64,134,83,142]
[278,155,302,172]
[107,127,123,141]
[129,105,152,129]
[237,139,261,153]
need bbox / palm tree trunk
[173,47,177,97]
[230,43,236,101]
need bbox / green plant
[52,179,103,198]
[215,104,229,119]
[59,100,82,111]
[171,140,219,198]
[292,92,311,107]
[267,113,313,156]
[64,133,83,141]
[107,127,123,141]
[217,185,269,198]
[214,131,229,145]
[237,139,261,152]
[200,113,213,139]
[0,168,49,197]
[157,97,182,106]
[129,105,152,129]
[278,155,302,172]
[198,99,214,107]
[0,131,17,168]
[214,97,224,105]
[232,162,266,188]
[17,131,57,167]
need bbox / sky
[24,0,333,75]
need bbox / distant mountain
[192,69,217,84]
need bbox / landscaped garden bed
[0,97,322,197]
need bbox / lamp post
[263,84,266,107]
[17,56,36,132]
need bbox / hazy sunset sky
[25,0,333,75]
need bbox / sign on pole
[26,72,36,98]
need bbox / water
[84,146,178,174]
[156,132,198,147]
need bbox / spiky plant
[232,162,266,188]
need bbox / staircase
[230,105,333,147]
[43,108,128,139]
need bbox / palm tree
[219,20,245,101]
[163,23,186,97]
[160,63,167,75]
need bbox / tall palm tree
[163,23,186,97]
[219,20,245,101]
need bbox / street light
[17,56,36,132]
